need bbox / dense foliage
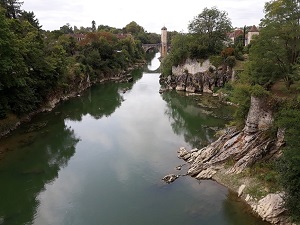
[188,7,232,54]
[161,7,233,76]
[246,0,300,89]
[0,1,146,119]
[276,101,300,222]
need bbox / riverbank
[0,61,146,140]
[164,95,295,225]
[175,141,291,225]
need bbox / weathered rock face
[168,96,291,224]
[181,96,278,176]
[250,193,290,225]
[172,59,212,76]
[244,96,273,134]
[160,59,230,93]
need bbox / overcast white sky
[22,0,267,33]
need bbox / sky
[22,0,267,33]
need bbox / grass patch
[242,161,281,198]
[214,160,282,201]
[246,183,268,199]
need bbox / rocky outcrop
[160,59,231,93]
[164,95,292,224]
[250,193,290,225]
[244,96,274,134]
[176,96,281,175]
[172,59,212,76]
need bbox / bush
[276,100,300,223]
[161,54,173,76]
[250,84,270,97]
[229,83,252,128]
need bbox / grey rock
[162,174,179,184]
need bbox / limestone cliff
[160,59,231,93]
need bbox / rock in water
[162,174,179,184]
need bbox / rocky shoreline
[163,96,294,225]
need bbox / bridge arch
[142,43,161,53]
[141,26,168,57]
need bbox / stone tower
[161,26,167,58]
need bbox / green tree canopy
[0,0,22,18]
[20,11,41,30]
[247,0,300,88]
[188,7,232,54]
[123,21,144,35]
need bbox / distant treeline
[0,1,160,118]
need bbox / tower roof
[161,26,167,30]
[249,25,259,32]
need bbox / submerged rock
[162,174,179,184]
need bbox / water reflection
[0,68,144,225]
[147,52,160,71]
[0,121,79,225]
[161,91,234,148]
[60,69,143,122]
[0,53,269,225]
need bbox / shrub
[276,100,300,223]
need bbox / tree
[91,20,96,32]
[0,0,22,18]
[188,7,232,54]
[248,0,300,88]
[60,23,73,34]
[168,33,190,65]
[20,10,41,30]
[0,6,23,117]
[277,102,300,222]
[124,21,144,35]
[246,30,284,88]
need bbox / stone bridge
[142,43,161,53]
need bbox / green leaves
[276,103,300,222]
[188,7,232,36]
[188,7,232,54]
[249,0,300,89]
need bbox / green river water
[0,53,269,225]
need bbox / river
[0,53,269,225]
